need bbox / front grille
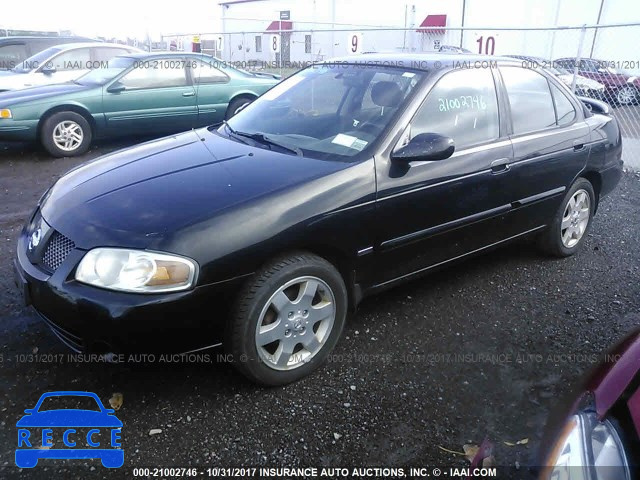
[42,231,75,272]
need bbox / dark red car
[539,329,640,479]
[554,57,640,106]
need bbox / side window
[47,48,92,71]
[93,47,130,63]
[190,61,229,84]
[0,44,27,69]
[119,63,188,89]
[500,67,556,135]
[410,67,499,150]
[550,82,576,127]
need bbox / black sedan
[14,54,623,385]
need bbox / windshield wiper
[224,122,303,156]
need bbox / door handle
[182,92,195,97]
[490,158,511,174]
[573,140,586,152]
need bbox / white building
[212,0,640,73]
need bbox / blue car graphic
[16,391,123,468]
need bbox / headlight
[0,108,12,119]
[628,76,638,84]
[75,248,197,293]
[542,412,630,480]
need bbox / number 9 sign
[270,34,281,54]
[347,32,363,55]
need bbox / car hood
[17,410,122,428]
[0,82,92,106]
[0,71,36,91]
[41,128,350,250]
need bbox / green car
[0,52,280,157]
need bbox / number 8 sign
[347,32,363,55]
[271,34,281,54]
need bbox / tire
[225,97,252,120]
[226,252,348,386]
[616,85,638,106]
[539,178,595,257]
[41,111,92,157]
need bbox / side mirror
[107,82,126,94]
[41,66,56,75]
[391,132,455,163]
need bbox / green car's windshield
[76,57,135,85]
[12,46,62,73]
[221,63,425,160]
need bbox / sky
[0,0,220,40]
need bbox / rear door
[497,65,590,234]
[188,59,234,125]
[372,66,516,285]
[102,58,198,134]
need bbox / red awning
[416,14,447,34]
[265,21,293,32]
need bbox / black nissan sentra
[14,54,623,385]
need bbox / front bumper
[0,119,38,141]
[14,226,244,354]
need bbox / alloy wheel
[561,189,590,248]
[52,120,84,152]
[254,276,336,371]
[616,86,637,106]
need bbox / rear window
[0,43,27,70]
[500,67,556,135]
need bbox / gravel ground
[0,139,639,479]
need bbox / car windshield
[76,57,135,85]
[37,395,102,412]
[220,63,425,160]
[11,46,62,73]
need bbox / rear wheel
[226,252,347,386]
[225,97,253,119]
[539,178,595,257]
[41,111,92,157]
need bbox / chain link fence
[162,23,640,169]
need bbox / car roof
[0,36,97,42]
[119,51,215,60]
[51,42,136,50]
[322,53,520,71]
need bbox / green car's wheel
[41,111,92,158]
[225,97,253,120]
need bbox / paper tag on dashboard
[332,134,368,150]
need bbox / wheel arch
[37,104,96,140]
[262,245,360,312]
[580,170,602,213]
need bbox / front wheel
[41,111,92,157]
[226,253,348,386]
[539,178,595,257]
[616,85,638,106]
